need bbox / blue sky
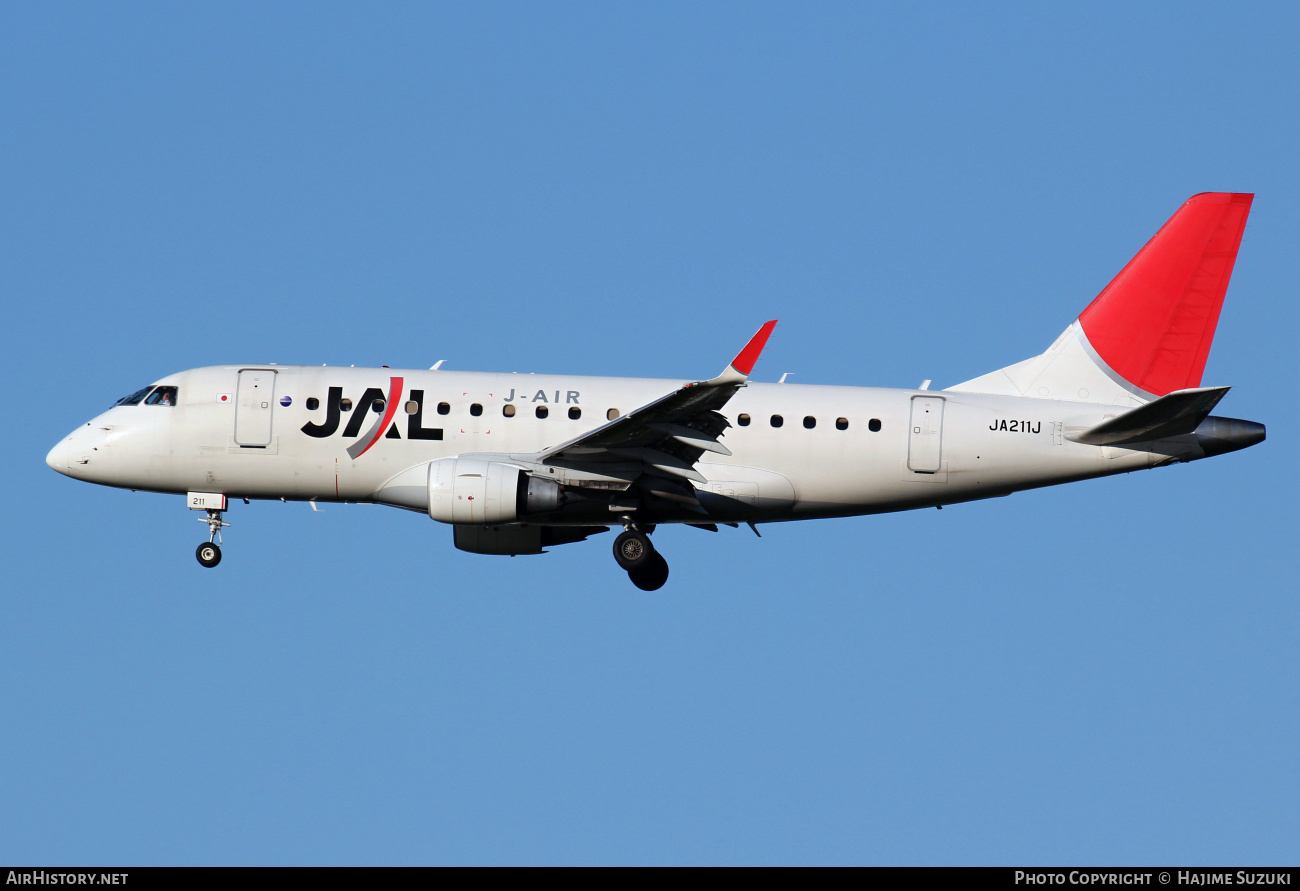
[3,2,1298,865]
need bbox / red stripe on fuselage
[353,376,404,459]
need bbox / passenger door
[234,369,276,447]
[907,395,944,473]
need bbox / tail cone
[1194,416,1266,457]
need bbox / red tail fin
[1077,192,1252,396]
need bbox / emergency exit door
[234,369,276,447]
[907,395,944,472]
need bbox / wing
[530,321,777,511]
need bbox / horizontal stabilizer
[1068,386,1230,446]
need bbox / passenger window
[404,401,418,414]
[737,413,751,426]
[836,417,849,430]
[569,407,581,420]
[340,398,353,412]
[437,402,450,415]
[803,416,816,429]
[144,386,178,406]
[536,406,549,419]
[868,418,882,432]
[307,397,320,411]
[372,399,385,413]
[470,403,483,417]
[607,408,619,420]
[503,404,516,417]
[770,414,784,428]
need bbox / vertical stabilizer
[948,193,1253,405]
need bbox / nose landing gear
[196,508,229,569]
[614,525,670,591]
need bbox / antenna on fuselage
[431,360,446,370]
[778,373,793,383]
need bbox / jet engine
[427,456,562,525]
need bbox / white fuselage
[48,364,1194,524]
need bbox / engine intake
[427,456,562,524]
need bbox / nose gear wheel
[196,542,222,568]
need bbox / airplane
[46,192,1265,590]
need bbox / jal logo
[300,376,444,458]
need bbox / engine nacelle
[454,523,543,555]
[454,523,610,555]
[427,456,563,525]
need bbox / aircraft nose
[46,435,76,475]
[46,426,94,477]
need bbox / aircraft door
[907,395,944,472]
[234,369,277,447]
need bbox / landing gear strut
[196,508,229,569]
[613,525,669,590]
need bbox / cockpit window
[144,386,178,406]
[116,386,153,406]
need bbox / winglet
[724,320,778,379]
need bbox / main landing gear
[196,508,229,569]
[613,525,669,591]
